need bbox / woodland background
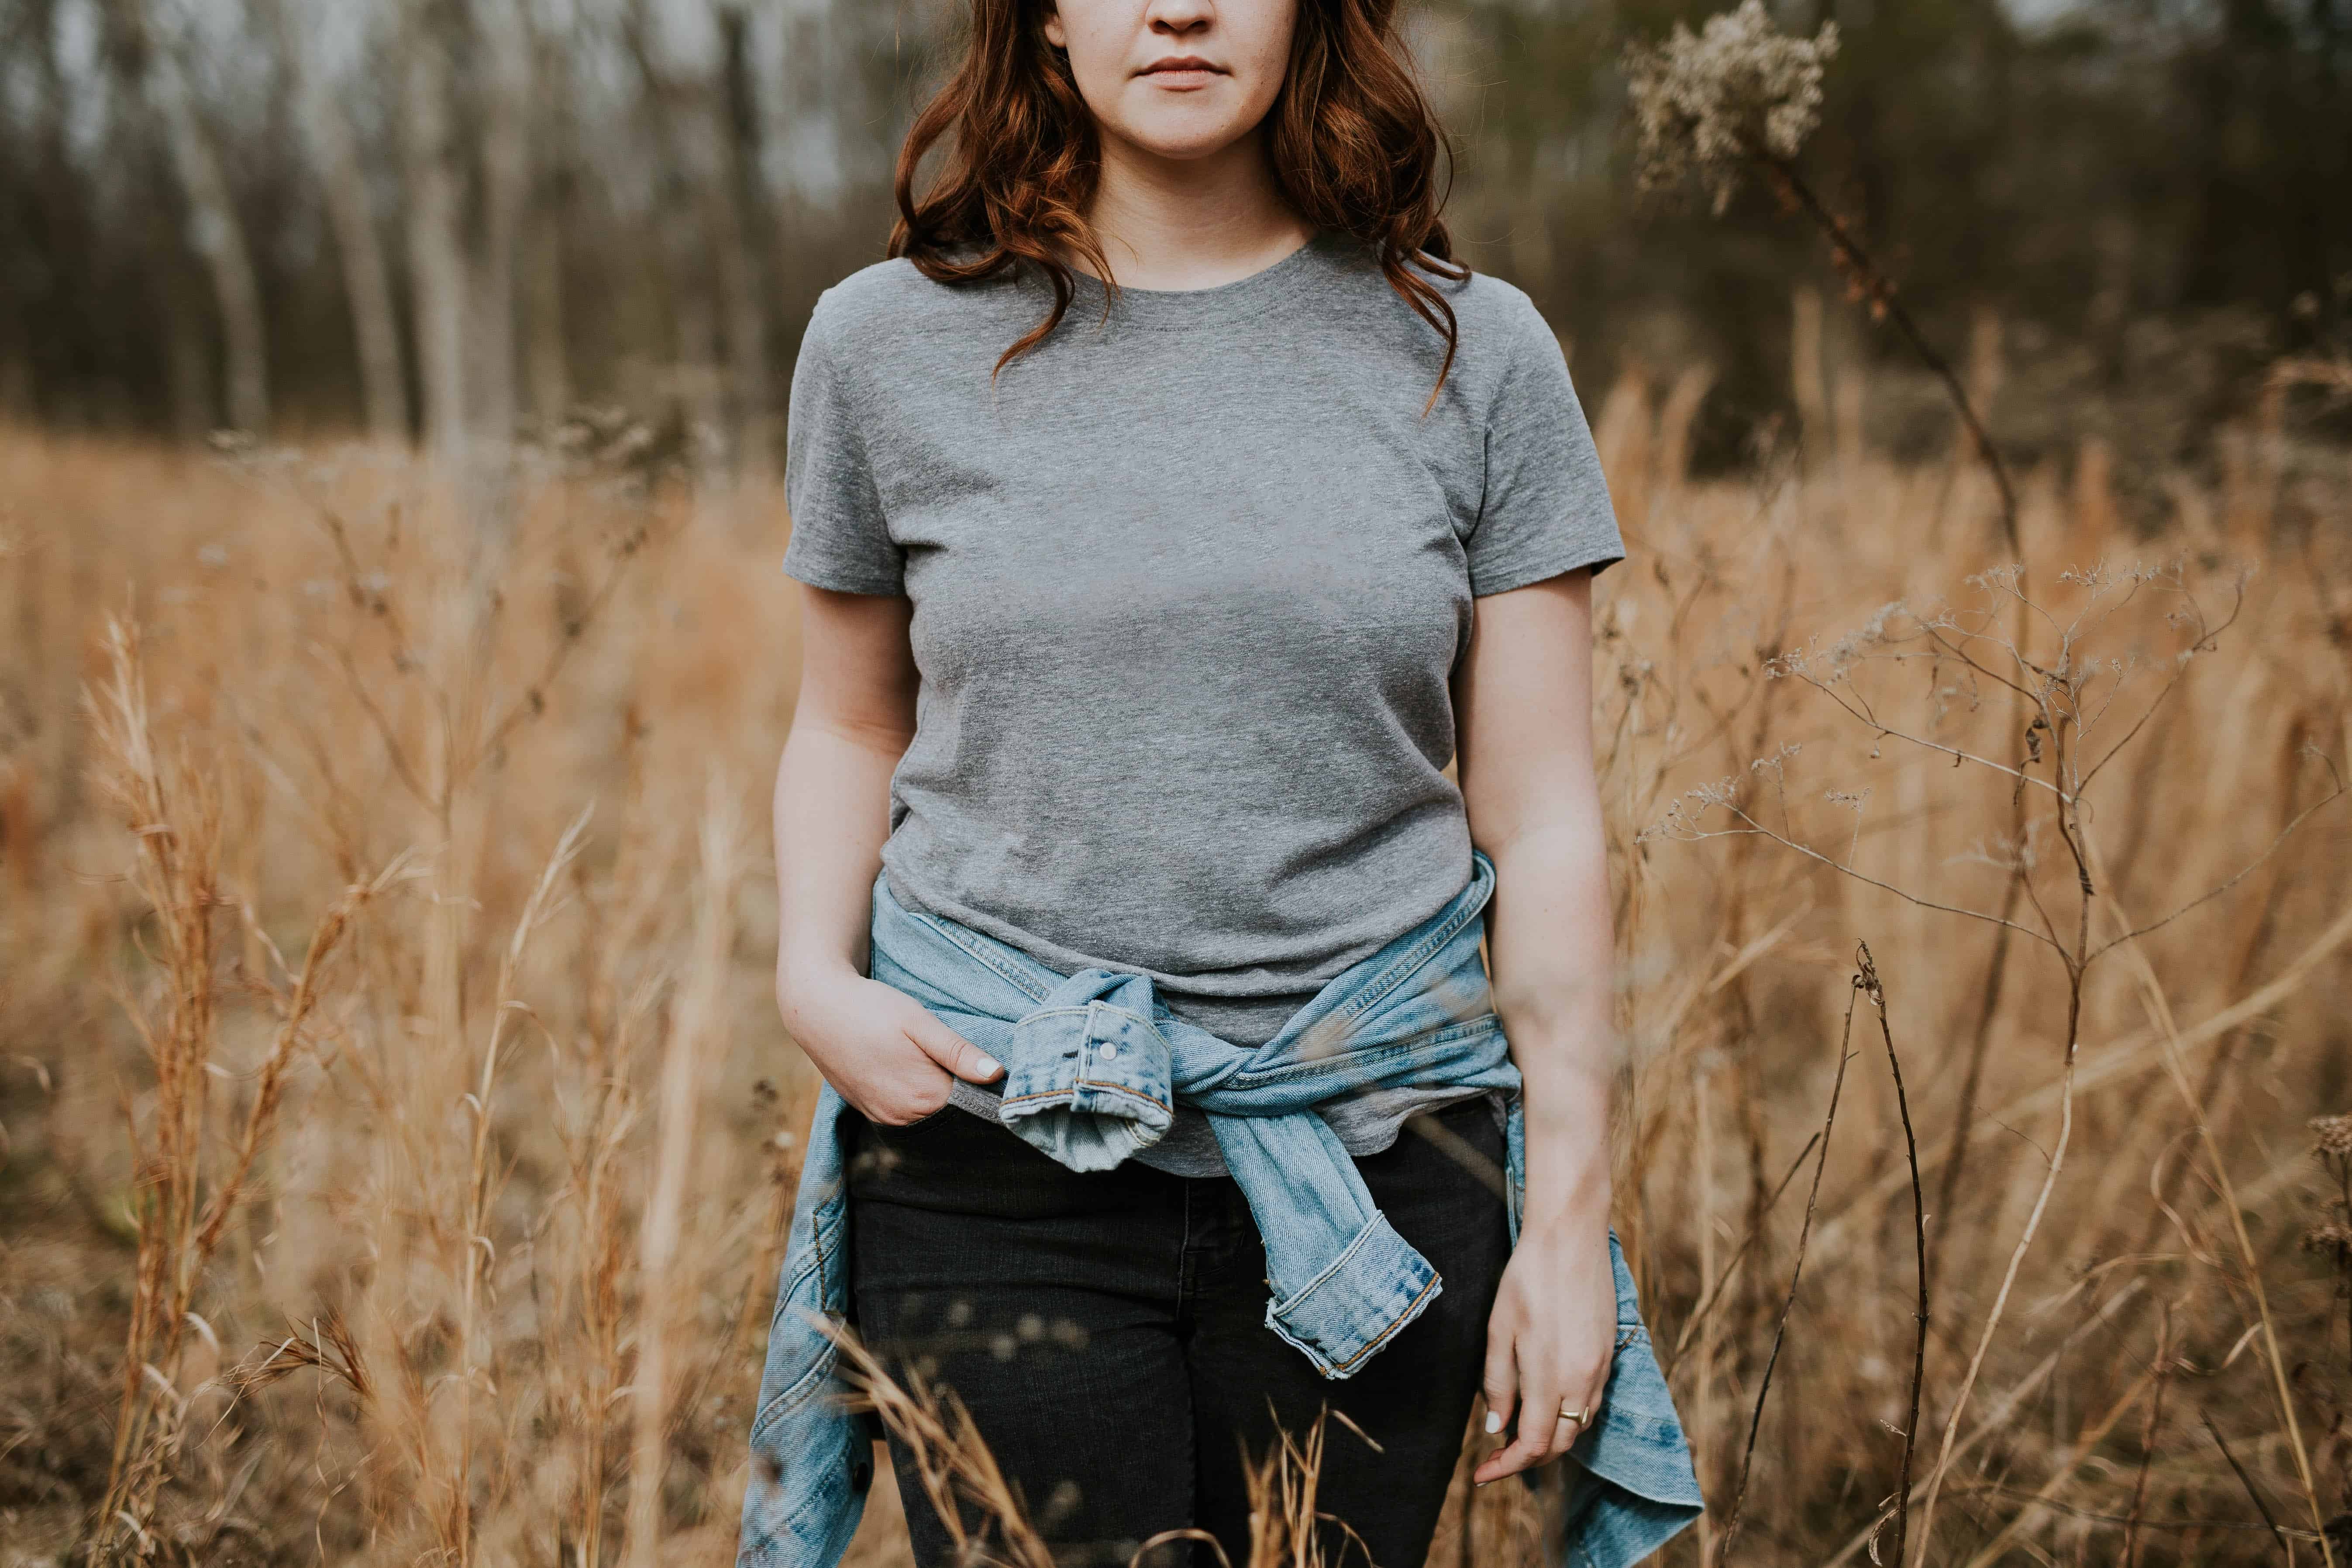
[5,2,2352,1567]
[1,0,2348,476]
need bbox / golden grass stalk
[86,612,227,1554]
[827,1316,1391,1568]
[827,1325,1059,1568]
[621,768,745,1568]
[85,613,385,1558]
[9,415,2352,1565]
[2087,825,2338,1566]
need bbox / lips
[1140,55,1225,77]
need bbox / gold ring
[1557,1405,1590,1425]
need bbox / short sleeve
[780,296,904,596]
[1466,298,1625,596]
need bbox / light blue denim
[738,851,1702,1567]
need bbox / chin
[1114,114,1253,163]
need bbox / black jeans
[843,1094,1512,1568]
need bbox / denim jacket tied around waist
[738,851,1702,1568]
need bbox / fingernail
[975,1054,1001,1076]
[1484,1412,1503,1435]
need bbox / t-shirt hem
[780,553,905,596]
[1468,541,1625,597]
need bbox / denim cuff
[1262,1212,1443,1379]
[995,988,1176,1171]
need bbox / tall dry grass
[1,355,2349,1566]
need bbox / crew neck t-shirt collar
[1052,231,1348,330]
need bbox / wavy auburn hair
[888,0,1468,395]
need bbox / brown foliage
[0,401,2348,1564]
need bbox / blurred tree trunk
[155,248,214,441]
[622,10,717,467]
[716,2,776,472]
[469,0,530,456]
[401,0,470,463]
[522,2,574,427]
[11,0,81,425]
[257,0,409,444]
[400,0,529,478]
[625,0,771,475]
[105,0,271,436]
[88,0,208,434]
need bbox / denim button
[1099,1043,1119,1061]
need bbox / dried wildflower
[2313,1112,2352,1160]
[1622,0,1840,215]
[2314,1113,2352,1296]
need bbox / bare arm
[774,585,1002,1124]
[1452,568,1620,1484]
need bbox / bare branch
[2088,771,2346,960]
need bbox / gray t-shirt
[784,234,1622,1175]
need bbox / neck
[1082,128,1314,291]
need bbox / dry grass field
[1,366,2349,1567]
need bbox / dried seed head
[2313,1113,2352,1159]
[1622,0,1841,215]
[2304,1220,2352,1255]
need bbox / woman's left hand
[1473,1211,1617,1485]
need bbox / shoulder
[1312,238,1559,356]
[806,257,951,346]
[803,255,1024,358]
[1428,266,1561,379]
[1362,256,1571,423]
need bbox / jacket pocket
[750,1250,840,1440]
[751,1192,850,1438]
[738,1244,871,1568]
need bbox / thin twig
[2088,775,2345,959]
[1908,977,2083,1568]
[2088,824,2339,1568]
[1954,1364,2162,1568]
[2122,1306,2175,1568]
[2205,1412,2296,1562]
[1669,1130,1822,1363]
[1754,154,2021,557]
[1818,1281,2147,1568]
[1688,806,2056,948]
[1718,1005,1856,1559]
[1857,943,1929,1568]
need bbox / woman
[739,2,1700,1565]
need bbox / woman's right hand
[777,970,1005,1125]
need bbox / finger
[1554,1385,1601,1454]
[1478,1325,1518,1441]
[1474,1370,1563,1484]
[903,1008,1003,1083]
[1575,1358,1614,1432]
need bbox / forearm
[1482,813,1619,1232]
[772,714,905,1019]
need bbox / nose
[1143,0,1214,37]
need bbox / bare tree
[401,0,470,462]
[626,0,772,472]
[715,0,776,469]
[469,0,532,458]
[397,0,531,483]
[520,0,574,427]
[259,0,409,444]
[105,0,271,436]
